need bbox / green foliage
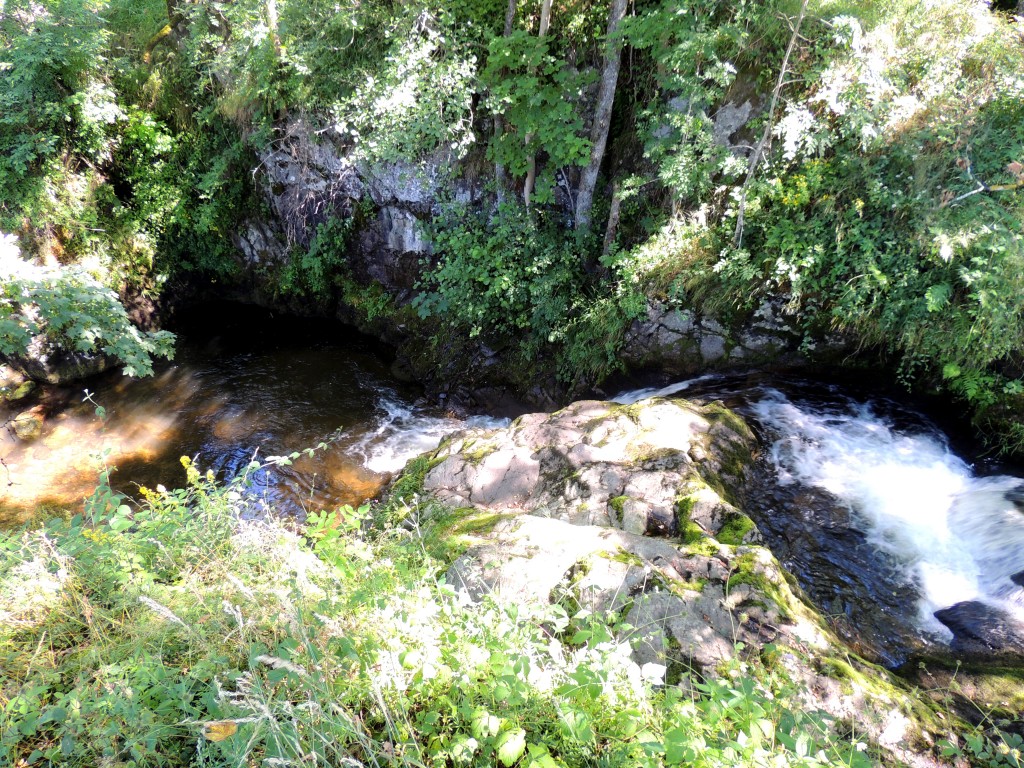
[482,31,593,204]
[0,255,174,377]
[940,728,1024,768]
[613,0,1024,447]
[332,9,479,165]
[0,459,244,766]
[706,2,1024,419]
[0,458,887,766]
[279,216,352,300]
[621,0,792,206]
[415,202,650,388]
[0,0,113,191]
[417,204,587,345]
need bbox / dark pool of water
[1,304,501,524]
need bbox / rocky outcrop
[934,601,1024,662]
[422,396,820,677]
[619,299,853,376]
[446,515,798,674]
[399,393,950,766]
[5,335,117,385]
[232,117,487,297]
[223,116,858,404]
[423,397,757,538]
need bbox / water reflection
[1,307,506,525]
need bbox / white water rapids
[351,394,508,474]
[616,380,1024,641]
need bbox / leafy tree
[0,236,174,377]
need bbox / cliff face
[225,111,848,410]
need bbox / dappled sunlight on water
[1,307,508,526]
[1,404,178,526]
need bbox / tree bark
[266,0,282,59]
[601,182,622,257]
[522,0,552,208]
[575,0,628,231]
[494,0,517,205]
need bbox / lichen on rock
[423,396,756,538]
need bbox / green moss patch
[716,513,756,545]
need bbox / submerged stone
[1,379,35,403]
[11,409,44,441]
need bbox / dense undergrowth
[0,453,910,767]
[1,0,1023,446]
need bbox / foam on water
[353,394,509,474]
[749,389,1024,638]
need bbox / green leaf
[37,706,66,725]
[664,726,692,764]
[496,728,526,767]
[471,708,501,740]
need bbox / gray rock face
[712,100,755,148]
[236,117,486,297]
[619,298,851,373]
[934,601,1024,661]
[228,118,855,401]
[425,396,817,677]
[447,515,787,673]
[424,397,756,538]
[8,334,116,385]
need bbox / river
[3,311,1023,666]
[0,305,506,526]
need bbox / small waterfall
[611,374,723,405]
[749,389,1024,639]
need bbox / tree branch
[732,0,809,250]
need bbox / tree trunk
[522,0,552,208]
[575,0,628,232]
[266,0,282,58]
[494,0,517,206]
[601,182,622,257]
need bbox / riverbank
[0,449,973,768]
[4,390,1023,767]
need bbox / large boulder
[401,394,950,767]
[423,397,758,540]
[7,334,117,385]
[446,514,807,674]
[934,601,1024,662]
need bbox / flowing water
[0,306,507,526]
[5,311,1024,665]
[615,375,1024,665]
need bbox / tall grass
[0,458,894,767]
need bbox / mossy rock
[1,380,36,403]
